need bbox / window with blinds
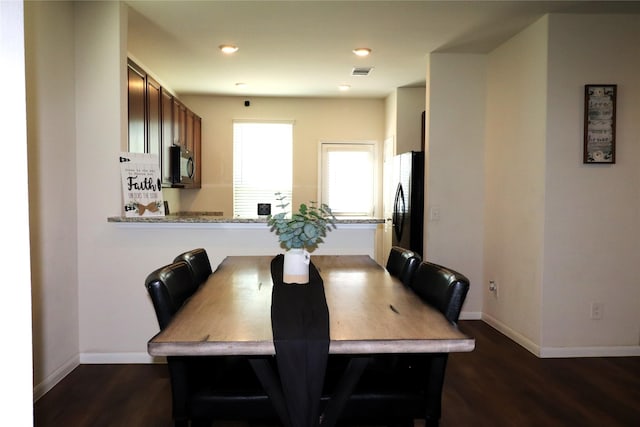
[320,142,376,216]
[233,121,293,218]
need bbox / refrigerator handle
[393,184,405,242]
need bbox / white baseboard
[33,354,80,401]
[481,313,542,355]
[79,352,162,364]
[481,313,640,358]
[539,345,640,358]
[459,311,482,320]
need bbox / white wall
[1,0,35,421]
[483,14,640,357]
[425,53,486,319]
[29,5,640,400]
[396,87,425,154]
[483,18,549,351]
[24,0,79,398]
[76,24,385,362]
[383,87,425,156]
[26,3,386,390]
[178,95,387,264]
[541,14,640,355]
[74,0,132,359]
[178,96,385,216]
[384,90,397,152]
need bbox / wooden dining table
[148,255,474,357]
[148,255,475,427]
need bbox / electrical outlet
[590,302,603,320]
[489,280,498,297]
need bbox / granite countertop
[107,212,385,224]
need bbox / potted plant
[267,193,337,283]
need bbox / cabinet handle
[187,157,194,178]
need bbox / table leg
[423,353,448,426]
[248,358,292,427]
[320,356,371,426]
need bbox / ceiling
[126,0,640,99]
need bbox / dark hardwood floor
[33,321,640,427]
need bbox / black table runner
[270,254,330,427]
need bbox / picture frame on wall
[584,84,616,164]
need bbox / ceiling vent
[351,67,373,77]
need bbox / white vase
[283,248,310,284]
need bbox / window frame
[232,120,294,218]
[317,140,379,218]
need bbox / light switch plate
[430,206,441,221]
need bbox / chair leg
[424,419,439,427]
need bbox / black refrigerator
[391,151,424,257]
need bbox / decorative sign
[584,84,616,164]
[119,152,165,217]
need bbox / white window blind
[233,121,293,218]
[320,142,375,216]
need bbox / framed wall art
[584,84,616,164]
[120,152,165,217]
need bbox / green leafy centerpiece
[267,193,337,251]
[267,193,336,283]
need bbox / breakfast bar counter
[107,213,383,226]
[107,213,386,263]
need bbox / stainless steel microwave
[169,145,194,186]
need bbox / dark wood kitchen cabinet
[127,61,146,154]
[170,97,201,188]
[147,76,162,160]
[127,59,202,188]
[182,108,201,188]
[160,88,174,186]
[191,114,202,188]
[172,98,186,148]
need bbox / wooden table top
[148,255,475,356]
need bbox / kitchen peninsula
[108,214,385,266]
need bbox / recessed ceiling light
[338,84,351,91]
[352,48,371,57]
[219,44,239,54]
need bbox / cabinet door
[161,88,174,186]
[147,76,161,159]
[172,99,187,147]
[127,63,146,153]
[192,115,202,188]
[181,109,195,187]
[185,109,195,153]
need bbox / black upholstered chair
[146,261,200,330]
[328,260,470,427]
[173,247,212,286]
[145,261,277,427]
[409,261,470,325]
[386,246,421,286]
